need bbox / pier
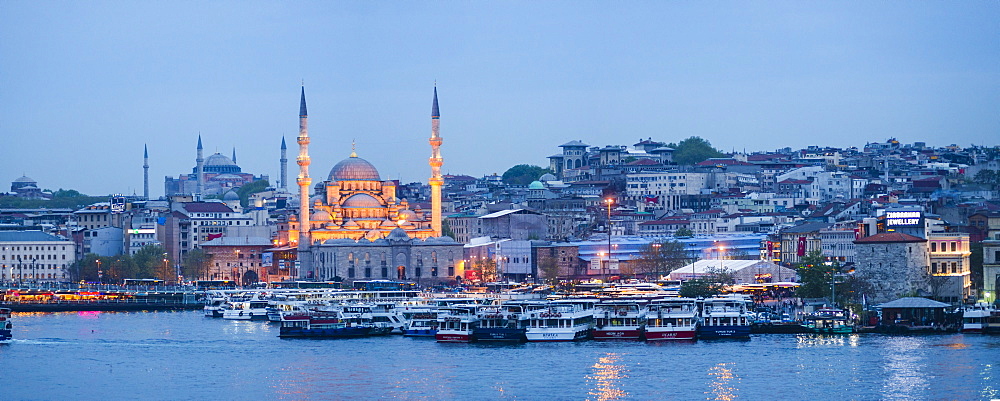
[1,283,203,312]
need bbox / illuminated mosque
[277,86,446,246]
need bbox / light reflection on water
[882,337,929,401]
[982,363,997,401]
[706,362,740,401]
[794,333,861,348]
[587,353,629,401]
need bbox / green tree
[132,244,168,279]
[182,248,213,281]
[666,136,725,165]
[795,251,834,298]
[501,164,551,186]
[674,227,693,238]
[679,278,725,298]
[441,219,455,239]
[634,240,689,279]
[471,258,498,283]
[237,179,270,208]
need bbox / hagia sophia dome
[328,154,380,181]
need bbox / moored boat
[524,300,595,342]
[279,310,372,338]
[593,300,646,340]
[962,303,995,334]
[697,295,752,339]
[803,308,854,334]
[436,304,479,343]
[222,299,270,320]
[472,303,527,342]
[645,298,698,341]
[402,308,439,337]
[0,308,12,343]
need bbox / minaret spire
[143,144,149,199]
[232,147,237,163]
[296,85,313,278]
[196,134,204,198]
[428,85,444,236]
[280,136,288,190]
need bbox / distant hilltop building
[9,175,51,199]
[163,138,269,197]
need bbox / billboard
[110,195,127,214]
[886,211,922,227]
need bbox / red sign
[797,236,806,257]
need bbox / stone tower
[196,134,204,197]
[280,136,288,190]
[143,144,149,199]
[428,86,444,237]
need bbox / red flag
[797,237,806,257]
[207,233,224,241]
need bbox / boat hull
[593,328,643,340]
[525,328,591,342]
[472,327,525,342]
[403,329,437,337]
[698,325,751,339]
[644,328,696,341]
[435,332,472,343]
[279,326,371,338]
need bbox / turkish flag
[797,237,806,257]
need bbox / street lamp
[96,259,103,285]
[605,197,614,285]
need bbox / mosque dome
[328,155,380,181]
[528,181,545,190]
[397,209,417,221]
[206,153,236,166]
[539,173,557,182]
[223,190,240,201]
[342,193,382,208]
[13,176,35,183]
[312,210,333,221]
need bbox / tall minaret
[280,137,288,190]
[143,144,149,199]
[428,86,444,236]
[296,86,312,257]
[232,148,237,163]
[196,134,204,197]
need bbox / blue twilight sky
[1,2,997,197]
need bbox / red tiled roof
[182,202,235,213]
[854,232,926,244]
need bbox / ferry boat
[402,308,439,337]
[803,308,854,334]
[435,304,480,343]
[962,303,995,333]
[524,300,595,342]
[278,310,372,339]
[697,296,752,339]
[472,303,527,342]
[203,296,229,318]
[338,303,394,336]
[645,298,698,341]
[593,300,646,340]
[222,299,271,320]
[0,308,12,343]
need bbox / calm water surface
[2,310,999,400]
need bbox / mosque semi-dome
[342,193,382,208]
[328,155,380,181]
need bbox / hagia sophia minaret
[296,86,312,251]
[232,148,237,163]
[279,137,288,190]
[143,144,149,199]
[428,86,444,236]
[196,134,204,196]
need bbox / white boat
[203,296,229,318]
[524,300,595,342]
[222,299,270,320]
[435,304,479,343]
[645,298,699,341]
[963,303,996,334]
[0,308,12,344]
[697,295,752,339]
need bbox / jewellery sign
[886,211,922,227]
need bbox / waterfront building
[777,222,831,265]
[308,228,463,285]
[926,232,972,302]
[983,240,1000,304]
[853,232,930,304]
[200,236,274,284]
[159,201,255,263]
[668,259,796,284]
[0,231,75,283]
